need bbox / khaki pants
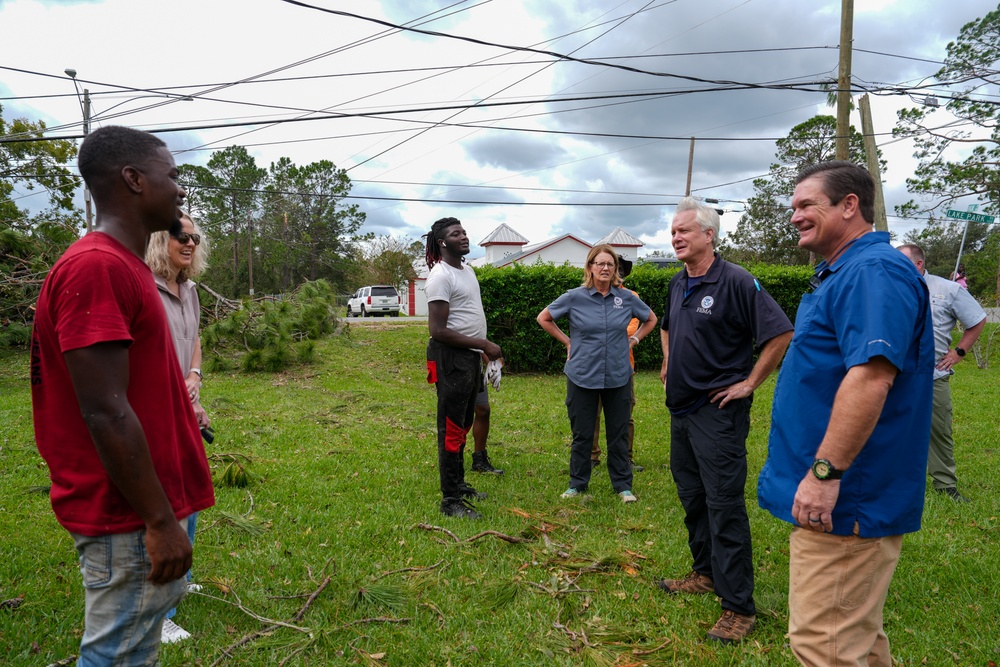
[928,376,957,490]
[788,526,903,667]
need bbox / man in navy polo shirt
[658,197,793,644]
[758,162,933,666]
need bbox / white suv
[347,285,401,317]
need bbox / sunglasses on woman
[172,232,201,246]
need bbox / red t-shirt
[31,232,215,536]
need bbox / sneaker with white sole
[161,618,191,644]
[560,487,584,499]
[187,583,203,593]
[619,490,638,503]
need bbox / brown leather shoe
[657,570,714,594]
[706,610,756,644]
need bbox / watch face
[814,461,831,478]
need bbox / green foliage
[477,263,583,373]
[0,105,83,333]
[740,263,814,317]
[201,279,339,372]
[478,261,814,372]
[345,234,422,292]
[894,8,1000,215]
[902,216,1000,300]
[3,327,998,666]
[180,150,365,299]
[721,115,880,265]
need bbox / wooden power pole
[858,94,888,231]
[685,137,695,196]
[836,0,854,160]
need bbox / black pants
[669,397,756,616]
[565,378,633,493]
[427,339,481,499]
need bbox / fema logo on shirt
[698,295,714,315]
[613,296,623,309]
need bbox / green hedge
[477,260,814,373]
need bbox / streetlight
[65,68,93,232]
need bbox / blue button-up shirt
[546,286,652,389]
[758,232,934,537]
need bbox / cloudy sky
[1,0,995,257]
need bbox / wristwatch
[955,347,966,357]
[191,368,204,380]
[811,458,844,480]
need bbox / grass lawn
[1,319,998,666]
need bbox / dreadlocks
[424,217,462,269]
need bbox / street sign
[945,209,996,224]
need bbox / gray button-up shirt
[546,286,651,389]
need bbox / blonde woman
[537,244,657,502]
[145,212,210,643]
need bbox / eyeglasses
[172,232,201,246]
[591,262,615,269]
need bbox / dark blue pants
[565,378,633,493]
[669,397,756,616]
[427,339,481,500]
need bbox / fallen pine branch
[632,638,673,655]
[210,576,330,666]
[375,559,444,580]
[415,523,534,544]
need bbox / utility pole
[858,94,887,231]
[66,69,93,232]
[685,137,695,196]
[836,0,854,160]
[247,212,254,296]
[82,89,92,231]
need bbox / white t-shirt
[425,261,488,339]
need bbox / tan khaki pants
[788,526,903,667]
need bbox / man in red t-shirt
[31,125,215,664]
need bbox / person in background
[145,212,212,643]
[471,360,504,475]
[658,197,793,645]
[591,258,643,472]
[424,217,502,519]
[899,244,986,503]
[951,264,968,289]
[30,125,214,665]
[537,245,657,503]
[758,161,933,666]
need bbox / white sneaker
[187,583,203,593]
[161,618,191,644]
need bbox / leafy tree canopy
[894,8,1000,216]
[721,114,879,265]
[1,104,82,330]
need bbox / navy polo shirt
[547,286,652,389]
[661,255,792,414]
[758,232,934,537]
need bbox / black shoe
[458,483,487,500]
[471,450,504,475]
[630,459,644,472]
[441,497,482,519]
[936,487,970,503]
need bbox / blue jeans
[71,516,190,666]
[165,511,198,620]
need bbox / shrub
[478,261,814,373]
[201,279,339,372]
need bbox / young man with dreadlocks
[425,217,503,519]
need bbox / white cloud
[1,0,996,255]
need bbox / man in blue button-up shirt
[758,162,933,667]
